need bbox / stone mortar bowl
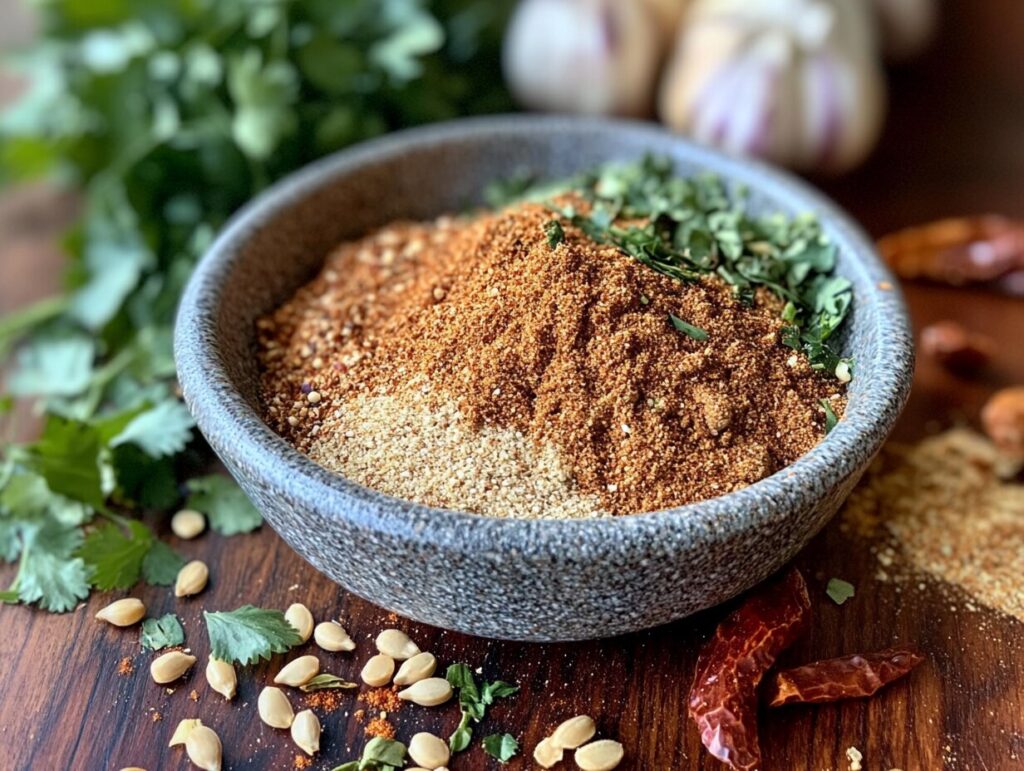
[175,116,913,642]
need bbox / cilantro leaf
[299,673,358,692]
[445,663,519,754]
[544,219,564,248]
[110,399,195,458]
[140,539,185,586]
[77,519,153,590]
[141,613,185,650]
[7,336,95,398]
[23,416,105,509]
[668,313,709,341]
[826,577,855,605]
[204,605,302,665]
[482,733,519,763]
[186,474,261,535]
[820,399,839,434]
[17,551,91,612]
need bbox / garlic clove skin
[658,0,887,174]
[503,0,664,117]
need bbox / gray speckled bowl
[175,116,913,642]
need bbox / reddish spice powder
[358,686,403,713]
[259,201,844,516]
[117,657,134,676]
[293,755,312,769]
[364,717,396,740]
[305,690,346,713]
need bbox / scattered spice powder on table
[842,428,1024,620]
[117,657,133,676]
[364,716,396,740]
[258,197,843,518]
[358,686,403,713]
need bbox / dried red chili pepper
[688,568,810,771]
[877,215,1024,295]
[765,648,924,707]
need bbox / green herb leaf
[141,613,185,650]
[544,219,565,248]
[820,399,839,434]
[77,520,154,590]
[204,605,302,665]
[445,663,518,754]
[482,733,519,763]
[668,313,709,341]
[300,673,358,692]
[140,539,186,586]
[826,578,855,605]
[110,399,195,459]
[361,737,407,767]
[7,337,95,398]
[185,475,261,535]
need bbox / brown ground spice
[304,690,346,713]
[358,686,403,713]
[258,201,843,517]
[842,428,1024,620]
[117,657,133,676]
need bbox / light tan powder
[842,428,1024,620]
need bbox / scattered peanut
[274,655,320,687]
[258,686,295,729]
[551,715,597,749]
[533,736,563,768]
[375,628,420,660]
[408,732,450,769]
[205,658,236,700]
[174,560,209,598]
[574,739,624,771]
[185,724,222,771]
[290,709,321,756]
[393,651,437,686]
[168,719,202,747]
[314,621,356,652]
[150,651,197,684]
[397,677,452,707]
[170,509,206,539]
[360,653,395,687]
[284,603,314,642]
[982,386,1024,457]
[95,597,146,627]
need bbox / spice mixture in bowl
[175,116,913,640]
[257,160,851,518]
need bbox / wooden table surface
[2,2,1023,769]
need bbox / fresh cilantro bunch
[0,0,512,612]
[522,155,855,376]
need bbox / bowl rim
[175,114,913,557]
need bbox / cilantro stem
[0,296,70,359]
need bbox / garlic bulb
[658,0,887,173]
[871,0,937,61]
[640,0,692,47]
[503,0,663,117]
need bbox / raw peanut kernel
[290,709,321,756]
[360,654,395,687]
[575,739,625,771]
[274,655,320,687]
[551,715,597,749]
[205,658,236,700]
[170,509,206,539]
[533,736,563,768]
[258,686,294,729]
[95,597,146,627]
[314,621,356,652]
[982,386,1024,457]
[185,724,222,771]
[408,732,450,769]
[150,651,196,684]
[375,628,420,660]
[174,560,209,597]
[284,603,314,642]
[397,677,452,707]
[168,719,202,747]
[393,652,437,686]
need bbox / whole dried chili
[688,568,811,771]
[765,648,924,707]
[877,215,1024,295]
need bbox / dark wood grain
[2,2,1023,769]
